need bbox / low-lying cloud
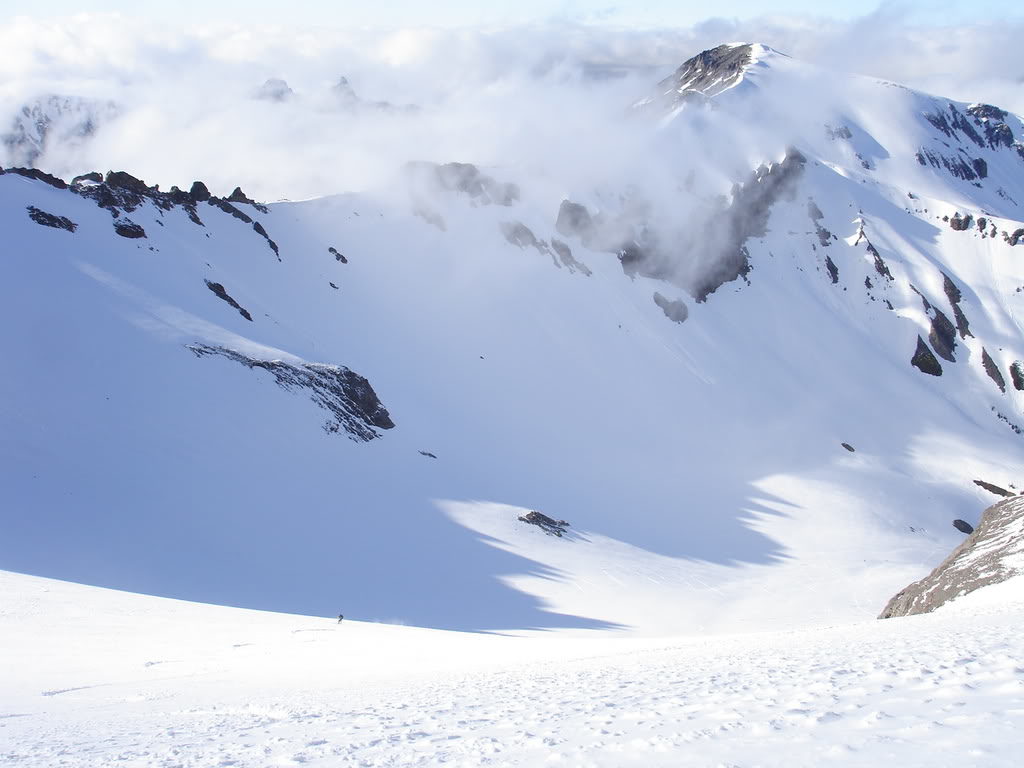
[1,11,1022,202]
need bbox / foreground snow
[3,570,1023,766]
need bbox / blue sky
[3,0,1021,27]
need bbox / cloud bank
[1,12,1022,201]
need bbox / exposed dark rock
[981,348,1006,392]
[550,238,591,276]
[252,221,280,258]
[1011,361,1024,392]
[329,246,348,264]
[555,200,595,244]
[517,510,571,537]
[208,198,252,224]
[418,450,437,459]
[26,205,76,232]
[941,272,972,338]
[226,186,269,213]
[918,149,986,183]
[189,181,211,202]
[952,519,975,535]
[204,280,253,322]
[256,78,294,102]
[691,149,806,302]
[500,220,541,250]
[409,162,519,207]
[911,285,956,362]
[6,166,67,189]
[911,336,942,376]
[864,276,873,290]
[1008,228,1024,246]
[879,496,1024,618]
[329,282,339,290]
[71,171,102,185]
[825,124,853,140]
[639,43,757,112]
[113,220,146,239]
[807,199,832,246]
[188,343,394,442]
[949,212,973,231]
[841,442,855,452]
[653,292,689,324]
[974,479,1015,498]
[865,242,893,281]
[825,256,839,284]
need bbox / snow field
[3,570,1024,766]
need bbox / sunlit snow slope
[3,569,1024,767]
[2,44,1024,634]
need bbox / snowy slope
[2,44,1024,636]
[3,569,1024,767]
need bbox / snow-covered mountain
[2,43,1023,635]
[1,94,118,169]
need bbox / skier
[337,613,344,624]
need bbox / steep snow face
[2,45,1024,636]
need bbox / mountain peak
[635,42,785,113]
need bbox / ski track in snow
[2,572,1024,767]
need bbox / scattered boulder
[952,519,975,534]
[113,220,146,239]
[1011,361,1024,391]
[418,451,437,459]
[1008,228,1024,246]
[329,246,348,264]
[653,292,689,324]
[26,205,76,232]
[911,336,942,376]
[879,496,1024,618]
[204,280,253,322]
[518,510,571,537]
[949,212,972,231]
[824,256,839,284]
[841,442,855,452]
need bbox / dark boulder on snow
[880,496,1024,618]
[518,510,571,537]
[952,519,975,535]
[911,336,942,376]
[26,205,76,232]
[941,272,972,339]
[949,212,972,231]
[113,220,146,239]
[329,246,348,264]
[841,442,855,452]
[653,292,689,324]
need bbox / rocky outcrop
[636,43,759,112]
[2,94,117,168]
[407,162,519,207]
[879,496,1024,618]
[204,280,253,322]
[911,336,942,376]
[188,344,394,442]
[517,510,571,537]
[973,479,1015,498]
[1011,361,1024,392]
[26,205,76,232]
[981,348,1006,392]
[113,220,146,239]
[941,272,972,339]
